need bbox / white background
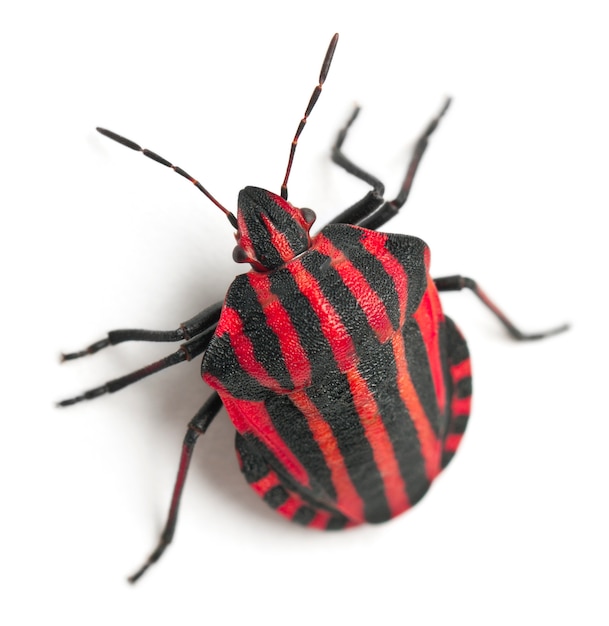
[2,1,607,624]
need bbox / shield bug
[59,33,568,582]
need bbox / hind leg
[129,392,223,583]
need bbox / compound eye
[232,245,249,264]
[300,207,316,224]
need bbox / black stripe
[441,451,456,467]
[403,319,442,437]
[382,232,429,318]
[265,394,336,500]
[293,506,316,525]
[235,432,269,483]
[456,376,472,398]
[202,329,268,400]
[326,515,349,530]
[243,216,284,269]
[306,376,391,523]
[450,415,469,434]
[264,485,289,508]
[368,337,430,510]
[445,316,470,365]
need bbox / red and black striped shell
[202,220,471,528]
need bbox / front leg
[327,106,385,226]
[328,99,451,230]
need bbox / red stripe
[443,433,462,454]
[249,471,281,496]
[204,376,312,488]
[413,279,447,415]
[248,273,311,388]
[315,233,394,343]
[260,213,295,263]
[392,333,442,481]
[450,358,471,382]
[236,217,253,256]
[276,497,303,520]
[451,396,471,417]
[359,231,442,481]
[290,390,365,523]
[308,511,335,530]
[287,259,409,518]
[359,231,408,327]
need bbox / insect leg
[359,98,451,230]
[327,106,385,226]
[57,326,216,407]
[61,302,222,361]
[329,99,451,229]
[128,392,223,584]
[434,275,570,340]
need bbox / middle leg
[58,302,223,407]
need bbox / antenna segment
[280,33,339,201]
[96,127,238,229]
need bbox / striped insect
[59,34,568,582]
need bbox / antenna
[96,127,238,229]
[280,33,339,201]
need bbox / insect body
[59,34,568,582]
[207,208,468,528]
